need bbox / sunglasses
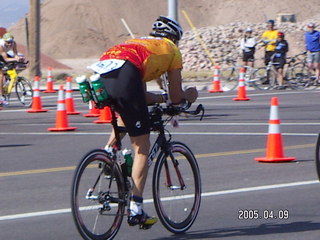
[5,40,13,44]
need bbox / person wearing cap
[261,20,279,66]
[273,32,289,89]
[239,28,256,67]
[0,32,22,105]
[305,23,320,82]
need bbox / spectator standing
[273,32,289,89]
[239,28,256,67]
[305,22,320,82]
[261,20,278,66]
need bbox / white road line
[14,122,320,126]
[199,90,320,100]
[0,180,317,221]
[0,132,317,136]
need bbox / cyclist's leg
[105,116,126,148]
[0,70,6,105]
[127,134,157,227]
[101,61,157,227]
[276,58,286,87]
[130,134,150,198]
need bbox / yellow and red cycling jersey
[100,37,182,82]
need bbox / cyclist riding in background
[305,22,320,82]
[261,19,279,66]
[274,32,289,89]
[95,16,198,228]
[0,32,23,105]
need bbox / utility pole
[168,0,178,21]
[28,0,41,78]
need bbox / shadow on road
[154,221,320,239]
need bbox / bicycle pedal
[139,223,153,230]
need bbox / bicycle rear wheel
[152,141,201,234]
[315,134,320,181]
[286,63,310,90]
[219,66,239,91]
[15,77,33,107]
[71,149,126,240]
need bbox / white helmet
[151,16,183,41]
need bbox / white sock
[129,201,142,216]
[104,145,113,153]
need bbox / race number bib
[87,59,126,74]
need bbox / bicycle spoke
[71,150,126,240]
[153,142,201,233]
[15,77,33,107]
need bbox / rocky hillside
[8,0,320,71]
[180,19,319,71]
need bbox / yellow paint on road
[0,143,314,177]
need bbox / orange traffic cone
[83,101,100,117]
[65,76,80,115]
[233,68,250,101]
[43,67,56,93]
[209,65,224,93]
[27,76,49,113]
[255,97,295,162]
[94,106,112,124]
[48,85,77,131]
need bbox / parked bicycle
[284,52,310,90]
[247,54,281,90]
[71,99,204,239]
[219,57,255,91]
[248,52,313,90]
[1,61,33,107]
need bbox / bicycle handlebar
[286,52,307,63]
[1,61,29,70]
[150,102,205,120]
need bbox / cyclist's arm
[144,81,166,105]
[167,69,198,104]
[0,46,19,62]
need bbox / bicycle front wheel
[315,134,320,181]
[152,141,201,234]
[15,77,33,107]
[71,149,126,240]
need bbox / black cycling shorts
[242,51,255,62]
[264,51,275,66]
[273,57,286,69]
[100,60,150,137]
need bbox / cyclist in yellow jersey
[261,20,279,66]
[98,16,198,228]
[0,33,22,105]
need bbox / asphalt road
[1,87,320,240]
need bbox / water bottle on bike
[76,75,93,103]
[90,74,109,102]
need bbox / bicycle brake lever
[196,104,205,121]
[184,104,205,120]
